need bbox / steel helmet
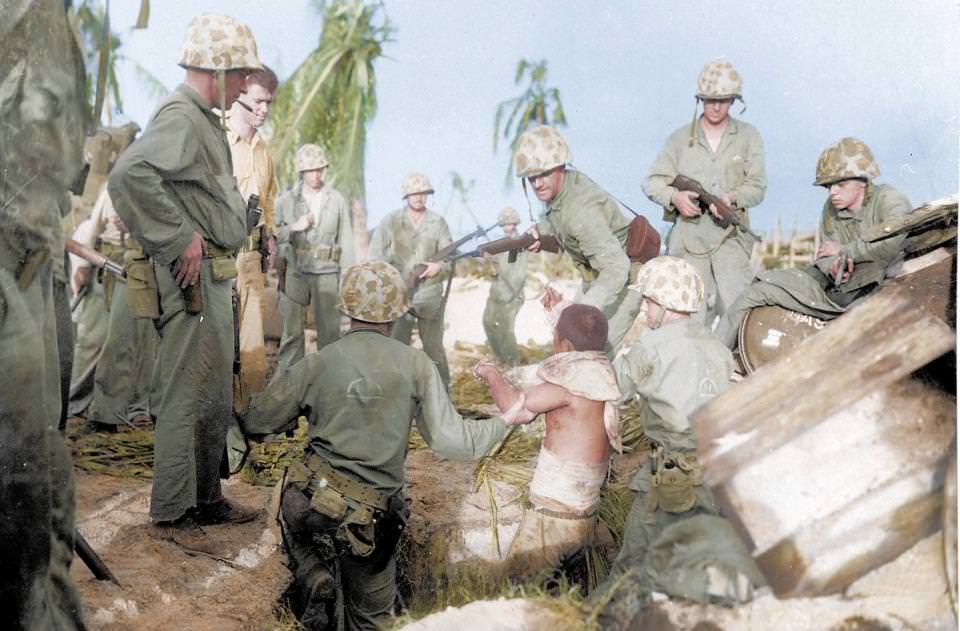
[177,14,263,72]
[628,256,704,313]
[497,207,521,226]
[401,173,434,199]
[295,143,330,172]
[814,137,880,186]
[696,59,742,100]
[513,125,572,178]
[337,261,409,323]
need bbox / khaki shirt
[643,117,766,252]
[276,181,355,274]
[226,122,277,236]
[614,319,733,451]
[240,328,509,494]
[108,84,247,266]
[369,208,453,302]
[488,249,528,304]
[539,170,632,312]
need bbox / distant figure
[474,303,621,578]
[595,257,764,626]
[482,207,528,365]
[238,261,509,630]
[515,125,642,350]
[643,60,767,326]
[369,173,453,386]
[716,137,912,348]
[274,143,355,377]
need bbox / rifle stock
[671,174,761,241]
[457,233,561,259]
[406,222,498,293]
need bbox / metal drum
[737,305,828,374]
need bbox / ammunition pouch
[205,243,238,281]
[291,452,397,558]
[99,243,125,307]
[125,258,160,319]
[647,449,704,514]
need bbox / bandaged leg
[502,447,608,578]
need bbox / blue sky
[109,1,959,237]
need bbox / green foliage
[270,1,393,206]
[493,59,568,189]
[69,1,166,127]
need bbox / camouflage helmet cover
[497,207,521,226]
[401,172,434,198]
[696,60,743,100]
[628,256,704,313]
[513,125,572,178]
[814,137,880,186]
[295,143,330,172]
[177,14,263,72]
[337,261,409,323]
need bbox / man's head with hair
[556,304,607,352]
[246,65,278,94]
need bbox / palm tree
[70,1,164,126]
[493,59,567,189]
[269,0,393,259]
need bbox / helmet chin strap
[217,69,227,130]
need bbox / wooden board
[864,197,957,242]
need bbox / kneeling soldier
[237,261,509,630]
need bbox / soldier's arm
[261,155,278,238]
[642,135,682,212]
[574,212,630,311]
[844,188,912,264]
[434,217,454,277]
[367,221,388,261]
[107,106,199,266]
[613,345,656,404]
[237,362,310,437]
[416,357,508,461]
[731,126,767,209]
[274,193,294,244]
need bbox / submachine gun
[671,174,761,241]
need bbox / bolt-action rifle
[406,221,499,300]
[671,174,761,241]
[451,232,563,263]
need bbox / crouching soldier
[237,261,509,630]
[594,257,765,628]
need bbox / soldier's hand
[111,215,129,234]
[830,254,854,284]
[72,266,92,294]
[541,286,563,311]
[174,231,205,289]
[525,224,542,253]
[817,240,842,258]
[290,214,313,233]
[266,236,277,270]
[672,190,702,218]
[419,261,442,279]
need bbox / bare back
[526,382,610,465]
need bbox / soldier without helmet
[108,14,265,553]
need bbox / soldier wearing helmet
[715,137,912,349]
[515,125,644,350]
[237,261,510,630]
[270,143,355,380]
[481,207,528,364]
[643,59,767,328]
[594,255,765,616]
[369,172,454,386]
[108,14,264,553]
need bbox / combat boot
[195,498,263,525]
[151,514,227,557]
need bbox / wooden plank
[693,285,955,487]
[905,225,957,254]
[864,197,958,242]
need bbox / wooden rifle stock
[671,174,761,241]
[459,233,562,259]
[65,238,126,278]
